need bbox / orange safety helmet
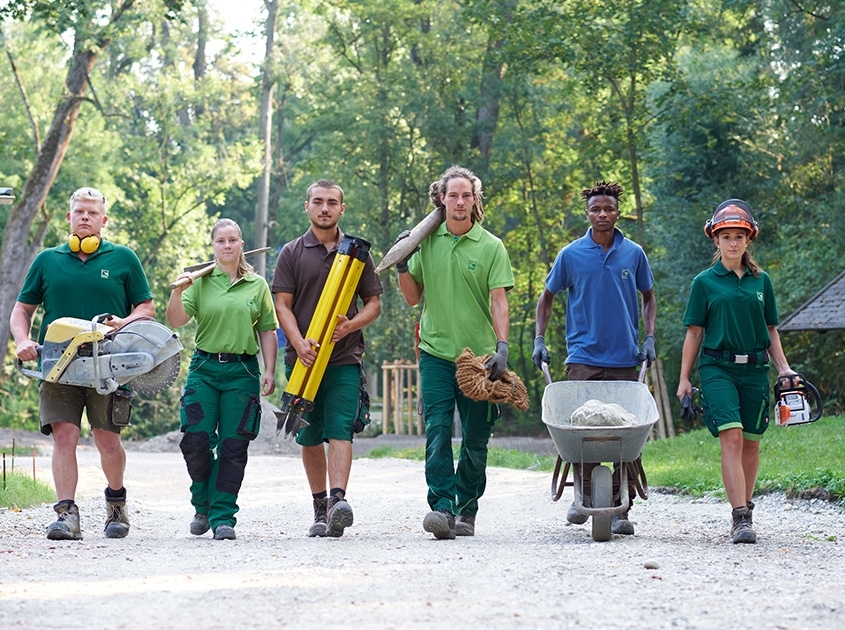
[703,199,759,240]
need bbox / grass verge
[365,416,845,504]
[0,471,55,509]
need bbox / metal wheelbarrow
[541,365,658,541]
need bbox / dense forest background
[1,0,843,438]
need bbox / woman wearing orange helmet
[677,199,797,544]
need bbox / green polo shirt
[17,241,152,344]
[408,221,514,362]
[182,268,278,355]
[683,260,779,353]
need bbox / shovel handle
[169,261,216,290]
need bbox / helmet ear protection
[68,233,100,254]
[704,198,759,240]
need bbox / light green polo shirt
[683,260,779,353]
[408,221,514,362]
[182,268,278,355]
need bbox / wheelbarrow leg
[591,465,613,542]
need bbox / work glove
[532,335,550,370]
[636,335,656,367]
[680,387,703,423]
[485,341,509,381]
[393,230,419,273]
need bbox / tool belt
[196,349,255,363]
[702,348,769,364]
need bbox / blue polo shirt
[545,227,653,368]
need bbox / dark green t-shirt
[17,241,152,344]
[682,260,779,353]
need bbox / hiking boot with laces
[46,500,82,540]
[190,514,210,536]
[326,493,353,538]
[746,500,755,526]
[309,497,328,537]
[104,487,130,539]
[423,509,455,540]
[455,515,475,537]
[731,506,757,544]
[611,510,635,535]
[213,524,237,540]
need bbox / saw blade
[130,354,180,395]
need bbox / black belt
[703,348,769,365]
[196,349,255,363]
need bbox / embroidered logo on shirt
[621,269,630,280]
[757,291,764,302]
[468,261,477,271]
[101,269,110,279]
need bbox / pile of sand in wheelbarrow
[568,399,637,427]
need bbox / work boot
[566,500,589,525]
[455,515,475,537]
[731,506,757,544]
[309,497,328,538]
[104,487,130,539]
[423,509,456,540]
[326,492,353,538]
[190,514,210,536]
[611,510,635,535]
[46,500,82,540]
[213,524,237,540]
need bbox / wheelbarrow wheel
[591,465,613,542]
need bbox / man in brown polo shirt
[273,179,383,537]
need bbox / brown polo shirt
[272,227,383,367]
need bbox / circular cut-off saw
[18,315,183,395]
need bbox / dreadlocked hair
[211,218,254,279]
[580,180,624,202]
[429,165,484,224]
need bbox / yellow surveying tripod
[276,235,372,438]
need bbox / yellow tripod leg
[276,235,372,437]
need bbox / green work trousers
[419,350,498,517]
[179,354,262,530]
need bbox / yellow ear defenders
[68,233,101,254]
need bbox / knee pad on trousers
[217,437,249,495]
[179,431,212,482]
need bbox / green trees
[2,0,843,434]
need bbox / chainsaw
[18,314,183,396]
[773,373,823,427]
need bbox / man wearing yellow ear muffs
[10,187,155,541]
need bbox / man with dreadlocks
[396,165,514,540]
[533,180,656,536]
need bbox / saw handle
[774,372,824,423]
[169,262,216,291]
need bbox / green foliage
[3,0,845,434]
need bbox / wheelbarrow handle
[541,362,552,386]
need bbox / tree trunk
[0,44,99,352]
[253,0,278,278]
[0,0,137,353]
[470,0,516,177]
[193,0,208,117]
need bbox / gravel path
[1,420,844,629]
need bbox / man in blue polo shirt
[533,180,656,535]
